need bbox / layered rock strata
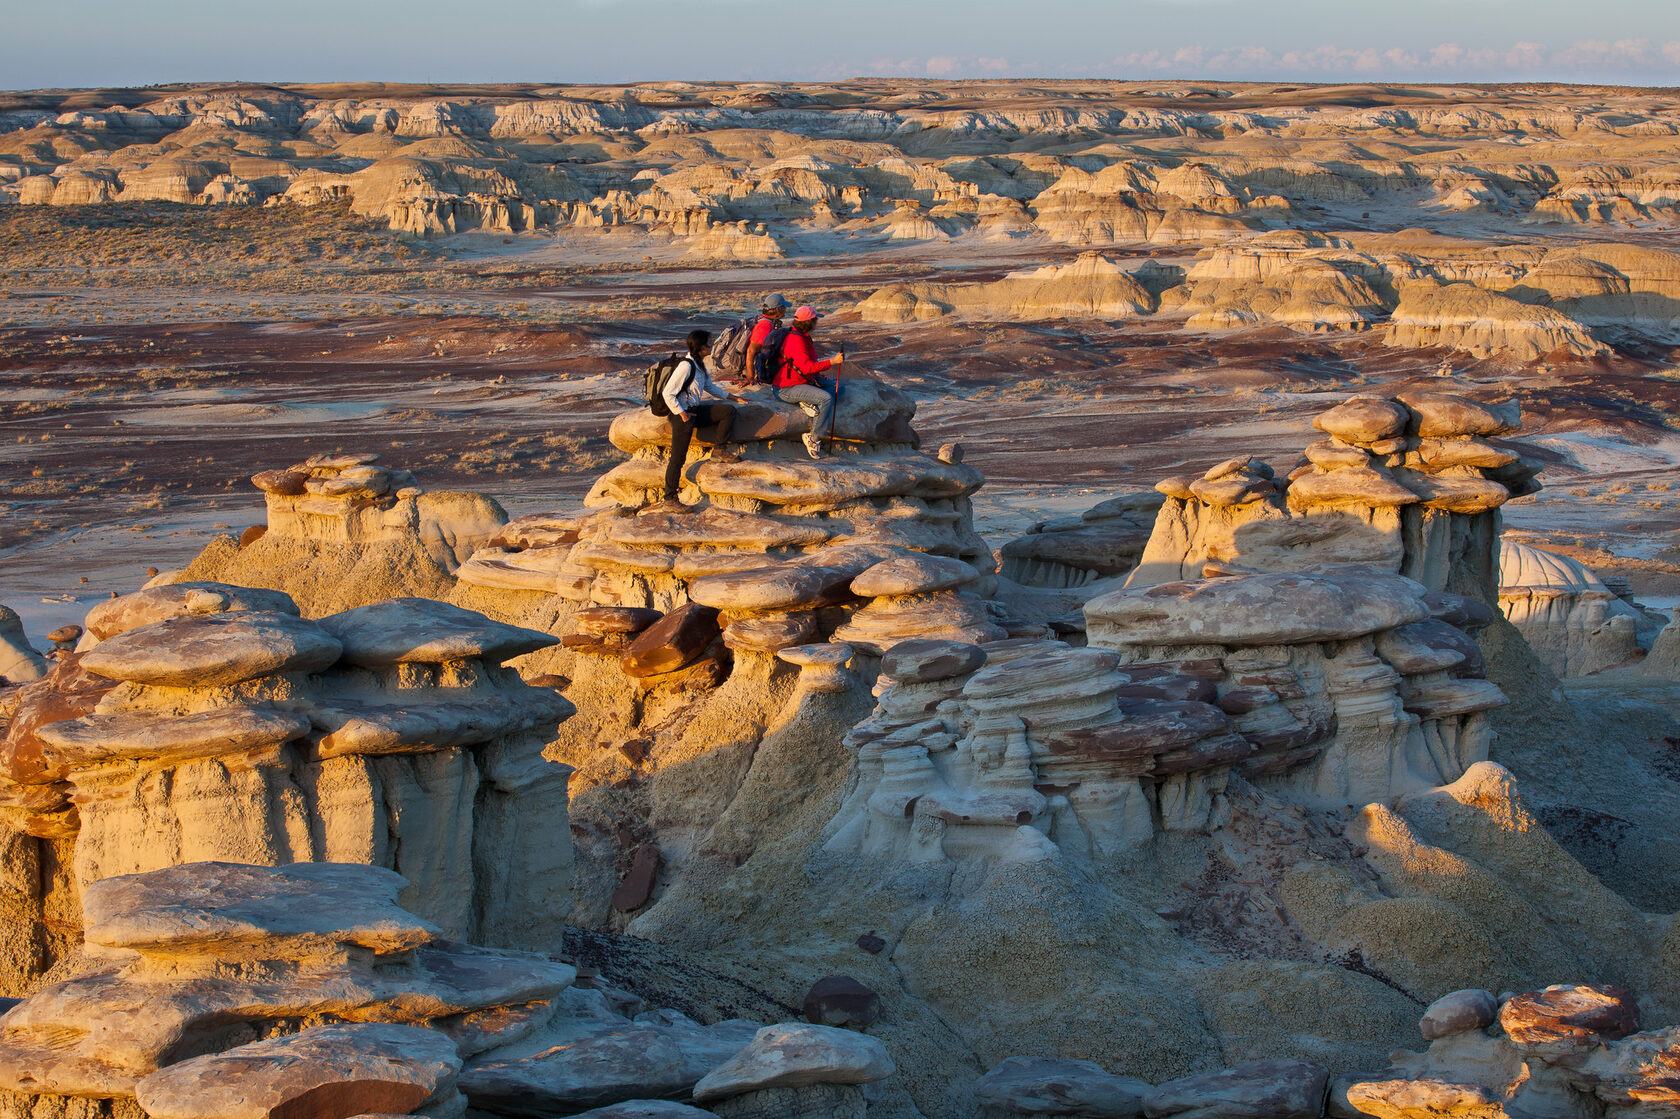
[0,584,573,953]
[825,565,1505,861]
[1129,393,1539,605]
[1498,538,1664,677]
[455,382,1000,656]
[173,454,507,616]
[0,861,575,1114]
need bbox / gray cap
[760,293,791,312]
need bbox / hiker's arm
[785,336,831,377]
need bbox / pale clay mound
[9,82,1680,356]
[2,386,1680,1118]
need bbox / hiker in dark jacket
[656,329,747,513]
[773,305,844,459]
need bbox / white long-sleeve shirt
[662,356,729,417]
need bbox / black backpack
[645,355,694,417]
[751,326,792,386]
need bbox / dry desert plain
[2,79,1680,1119]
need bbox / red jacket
[750,316,778,347]
[773,330,831,388]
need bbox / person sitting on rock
[657,329,747,513]
[743,292,790,378]
[773,305,845,459]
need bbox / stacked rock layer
[454,379,1003,659]
[0,582,574,954]
[825,566,1506,861]
[1130,392,1540,605]
[174,453,508,616]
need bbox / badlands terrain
[0,79,1679,1119]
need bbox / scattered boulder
[974,1055,1149,1118]
[801,976,882,1029]
[691,1024,894,1102]
[1419,989,1499,1041]
[1142,1059,1328,1119]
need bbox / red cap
[793,305,823,322]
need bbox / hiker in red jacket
[773,305,845,459]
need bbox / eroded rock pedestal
[0,583,574,964]
[174,453,507,616]
[1130,392,1539,604]
[827,565,1504,864]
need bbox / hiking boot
[710,446,741,464]
[644,498,692,515]
[802,433,824,459]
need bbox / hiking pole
[831,345,843,444]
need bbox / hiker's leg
[778,384,834,436]
[664,415,695,500]
[697,403,733,445]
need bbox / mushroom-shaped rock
[691,1024,894,1103]
[1087,568,1429,648]
[1499,985,1640,1047]
[1313,396,1410,443]
[1142,1059,1328,1119]
[1420,989,1498,1041]
[974,1056,1150,1119]
[46,625,83,646]
[79,610,342,687]
[33,705,314,770]
[610,400,809,451]
[83,582,301,641]
[621,604,722,678]
[777,643,855,692]
[1396,392,1521,438]
[851,553,978,597]
[319,598,557,667]
[879,639,987,684]
[134,1022,463,1119]
[82,862,440,954]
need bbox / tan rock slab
[81,862,439,954]
[1499,985,1639,1046]
[33,705,312,769]
[319,598,557,667]
[134,1022,461,1119]
[309,689,572,758]
[1087,567,1429,647]
[621,605,722,678]
[1142,1059,1327,1119]
[852,553,978,597]
[455,547,574,593]
[723,612,819,654]
[692,1024,894,1102]
[80,611,343,687]
[574,607,663,636]
[83,583,301,641]
[1415,437,1519,470]
[1286,466,1420,509]
[1394,469,1510,514]
[606,507,836,550]
[879,640,987,684]
[689,565,857,613]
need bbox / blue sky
[5,0,1680,89]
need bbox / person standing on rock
[774,305,845,459]
[743,292,790,378]
[657,329,747,513]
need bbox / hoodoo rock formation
[173,454,506,616]
[1130,392,1538,604]
[0,582,574,970]
[0,860,893,1119]
[1498,538,1665,677]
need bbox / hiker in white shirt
[656,329,747,513]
